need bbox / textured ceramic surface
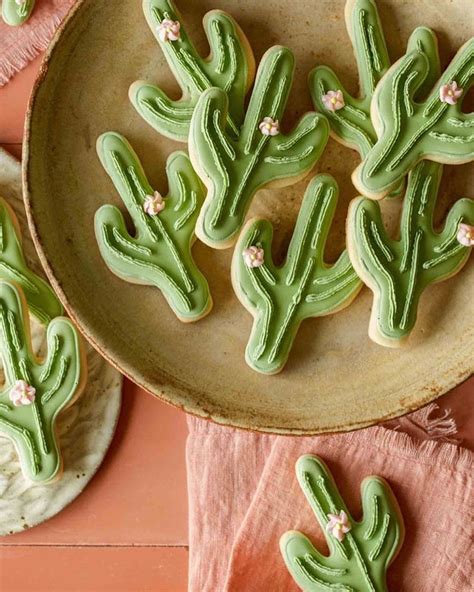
[24,0,473,434]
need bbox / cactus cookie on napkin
[232,174,361,374]
[2,0,34,26]
[130,0,255,142]
[190,46,329,249]
[95,132,212,322]
[281,455,404,592]
[0,280,86,483]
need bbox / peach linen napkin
[186,400,473,592]
[0,0,76,86]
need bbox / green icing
[348,161,474,346]
[232,174,361,374]
[191,46,329,249]
[130,0,253,142]
[0,197,63,324]
[0,281,85,483]
[353,37,474,198]
[280,455,404,592]
[95,132,212,322]
[2,0,34,26]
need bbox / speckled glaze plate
[24,0,473,434]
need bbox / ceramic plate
[24,0,473,434]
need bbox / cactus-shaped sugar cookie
[309,0,440,162]
[0,281,86,483]
[2,0,34,26]
[0,197,63,324]
[353,37,474,199]
[280,455,404,592]
[130,0,255,142]
[232,175,361,374]
[95,132,212,322]
[347,161,474,347]
[190,46,330,249]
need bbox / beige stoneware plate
[24,0,473,434]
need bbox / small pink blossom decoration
[143,192,166,216]
[457,223,474,247]
[259,117,280,137]
[9,380,36,407]
[243,246,265,268]
[157,19,181,42]
[439,81,463,105]
[326,510,351,542]
[322,90,345,112]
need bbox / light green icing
[353,37,474,198]
[0,197,63,324]
[1,0,34,26]
[0,281,84,483]
[348,161,474,345]
[232,174,361,374]
[280,455,404,592]
[191,46,329,249]
[94,132,211,322]
[130,0,253,142]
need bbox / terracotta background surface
[0,57,472,592]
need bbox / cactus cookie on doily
[129,0,255,142]
[1,0,34,26]
[232,174,361,374]
[190,46,329,249]
[347,161,474,347]
[95,132,212,322]
[352,34,474,199]
[0,280,86,484]
[280,455,404,592]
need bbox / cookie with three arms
[0,196,63,324]
[280,455,405,592]
[232,174,362,374]
[129,0,255,142]
[352,33,474,199]
[190,46,330,249]
[0,280,86,483]
[347,160,474,347]
[95,132,212,323]
[1,0,34,26]
[309,0,439,171]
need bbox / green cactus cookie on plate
[95,132,212,323]
[190,46,329,249]
[232,174,362,374]
[0,280,86,484]
[280,455,404,592]
[2,0,34,26]
[129,0,255,142]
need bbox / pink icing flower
[9,380,36,407]
[457,223,474,247]
[322,90,345,112]
[243,246,264,268]
[259,117,280,136]
[326,510,351,542]
[439,81,463,105]
[143,192,166,216]
[157,19,181,42]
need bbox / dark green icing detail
[280,455,404,592]
[130,0,253,141]
[95,132,212,322]
[0,281,84,483]
[191,46,329,249]
[348,161,473,345]
[232,174,361,374]
[354,37,474,198]
[0,197,63,324]
[2,0,34,26]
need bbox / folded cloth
[0,0,76,87]
[187,394,473,592]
